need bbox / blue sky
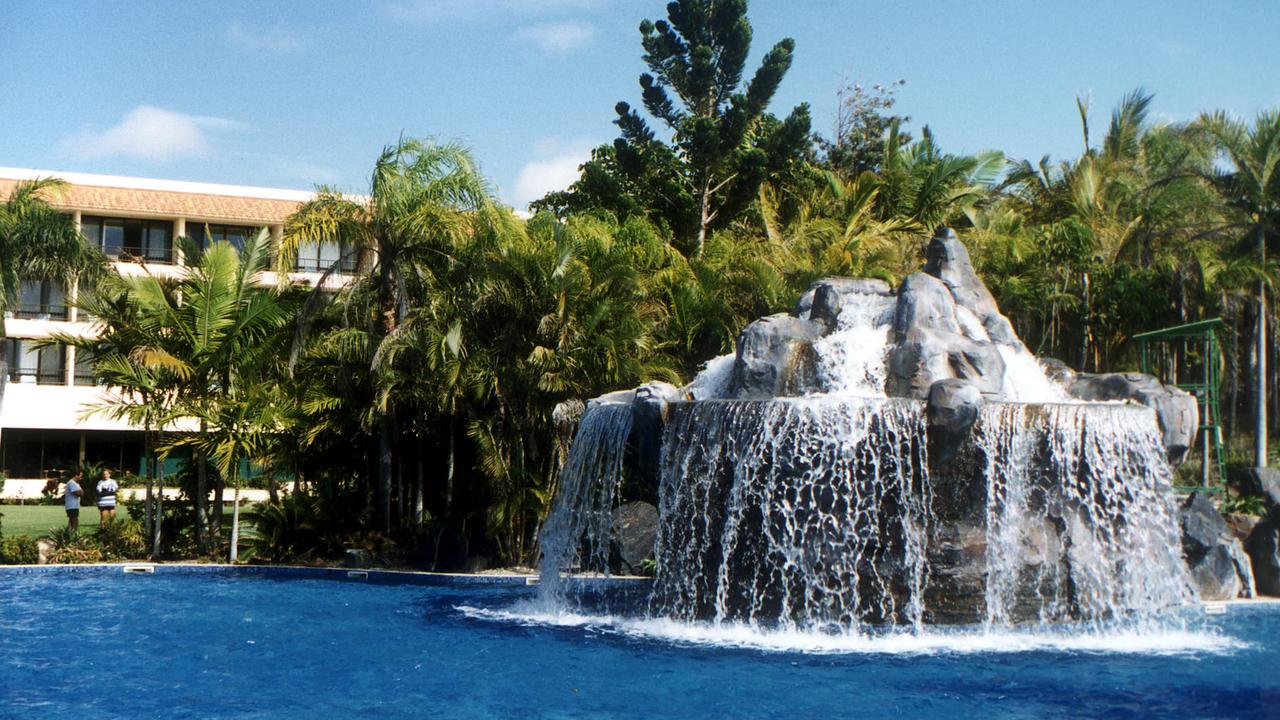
[1,1,1276,209]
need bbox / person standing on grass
[96,469,118,522]
[64,470,84,532]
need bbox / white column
[70,211,82,322]
[271,224,284,268]
[64,346,76,386]
[175,217,187,266]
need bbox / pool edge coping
[0,562,653,588]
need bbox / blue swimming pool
[1,567,1277,719]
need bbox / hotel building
[0,168,349,493]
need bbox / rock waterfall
[538,228,1203,630]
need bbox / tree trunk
[445,421,456,520]
[1256,220,1268,468]
[143,432,154,541]
[1079,272,1091,372]
[376,250,398,537]
[229,481,242,563]
[151,454,164,559]
[267,475,279,505]
[212,474,225,551]
[0,357,7,454]
[378,415,392,536]
[694,179,712,258]
[414,435,424,527]
[195,448,209,553]
[395,441,404,529]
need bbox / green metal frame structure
[1133,318,1227,490]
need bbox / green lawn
[0,504,133,538]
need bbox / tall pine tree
[536,0,810,257]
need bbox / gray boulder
[631,382,684,487]
[1066,372,1198,465]
[794,277,892,320]
[612,501,659,575]
[343,548,374,568]
[1178,493,1255,600]
[927,379,983,435]
[1241,467,1280,513]
[1225,513,1261,544]
[587,388,636,408]
[923,228,1021,347]
[809,283,844,332]
[887,273,1005,398]
[1246,517,1280,596]
[729,314,825,398]
[926,379,983,464]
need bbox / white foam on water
[687,353,736,401]
[811,294,897,397]
[456,604,1245,657]
[997,344,1070,402]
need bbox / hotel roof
[0,167,316,225]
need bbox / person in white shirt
[96,469,119,522]
[64,470,84,532]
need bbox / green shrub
[46,526,105,564]
[95,518,147,560]
[1,535,40,564]
[1221,494,1268,517]
[245,493,326,562]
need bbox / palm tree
[1199,109,1280,467]
[0,178,103,449]
[51,272,182,556]
[282,138,490,535]
[64,230,293,559]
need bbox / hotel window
[73,348,100,386]
[295,240,357,273]
[81,216,174,264]
[2,339,66,385]
[13,278,68,320]
[190,223,260,252]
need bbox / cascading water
[811,293,897,397]
[536,402,633,605]
[977,403,1193,627]
[649,398,932,631]
[530,229,1202,646]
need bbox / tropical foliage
[20,1,1279,567]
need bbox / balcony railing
[13,303,69,321]
[7,368,66,385]
[109,246,176,265]
[74,370,100,387]
[295,256,358,274]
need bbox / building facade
[0,167,347,490]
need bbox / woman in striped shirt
[96,469,119,522]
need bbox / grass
[0,504,133,538]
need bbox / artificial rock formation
[545,227,1202,626]
[1246,517,1280,597]
[728,314,824,399]
[1241,468,1280,514]
[611,501,659,575]
[1178,493,1256,600]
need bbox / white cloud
[226,20,305,55]
[383,0,599,24]
[512,20,596,53]
[511,138,595,209]
[57,106,246,163]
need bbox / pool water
[1,568,1277,719]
